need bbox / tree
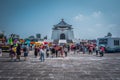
[44,35,47,39]
[0,31,4,38]
[29,36,35,39]
[0,34,4,38]
[107,32,112,37]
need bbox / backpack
[23,47,27,52]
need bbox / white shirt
[39,49,45,54]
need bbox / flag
[9,38,13,45]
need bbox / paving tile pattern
[0,51,120,80]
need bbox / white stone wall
[52,29,74,40]
[67,30,74,40]
[51,30,58,40]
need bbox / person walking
[39,47,45,62]
[60,47,64,58]
[89,46,93,55]
[34,46,38,58]
[64,47,68,57]
[95,46,99,56]
[55,46,59,58]
[67,45,70,52]
[16,44,21,61]
[23,44,29,61]
[46,47,50,58]
[51,47,55,58]
[9,45,16,61]
[82,46,86,54]
[0,47,2,57]
[73,45,76,54]
[99,46,105,57]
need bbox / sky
[0,0,120,39]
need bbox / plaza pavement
[0,51,120,80]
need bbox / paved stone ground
[0,51,120,80]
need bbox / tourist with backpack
[23,44,29,61]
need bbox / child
[9,46,16,61]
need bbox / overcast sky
[0,0,120,39]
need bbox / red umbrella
[44,42,48,44]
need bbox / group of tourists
[34,44,69,61]
[33,43,105,61]
[69,43,105,57]
[3,42,105,62]
[9,44,29,61]
[8,43,69,62]
[95,46,105,57]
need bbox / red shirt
[101,47,105,52]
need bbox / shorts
[24,53,28,57]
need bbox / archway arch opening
[60,33,65,39]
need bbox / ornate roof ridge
[54,19,72,27]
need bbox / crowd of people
[8,42,105,62]
[9,44,29,61]
[32,44,69,62]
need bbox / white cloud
[73,11,108,39]
[92,11,102,18]
[72,11,120,39]
[95,23,103,27]
[74,14,86,22]
[107,24,117,28]
[73,11,103,22]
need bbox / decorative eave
[53,19,73,30]
[54,19,71,26]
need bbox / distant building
[105,32,112,38]
[97,33,120,52]
[88,39,97,44]
[9,34,20,40]
[29,35,35,39]
[51,19,74,43]
[36,34,41,39]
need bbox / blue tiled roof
[54,19,72,27]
